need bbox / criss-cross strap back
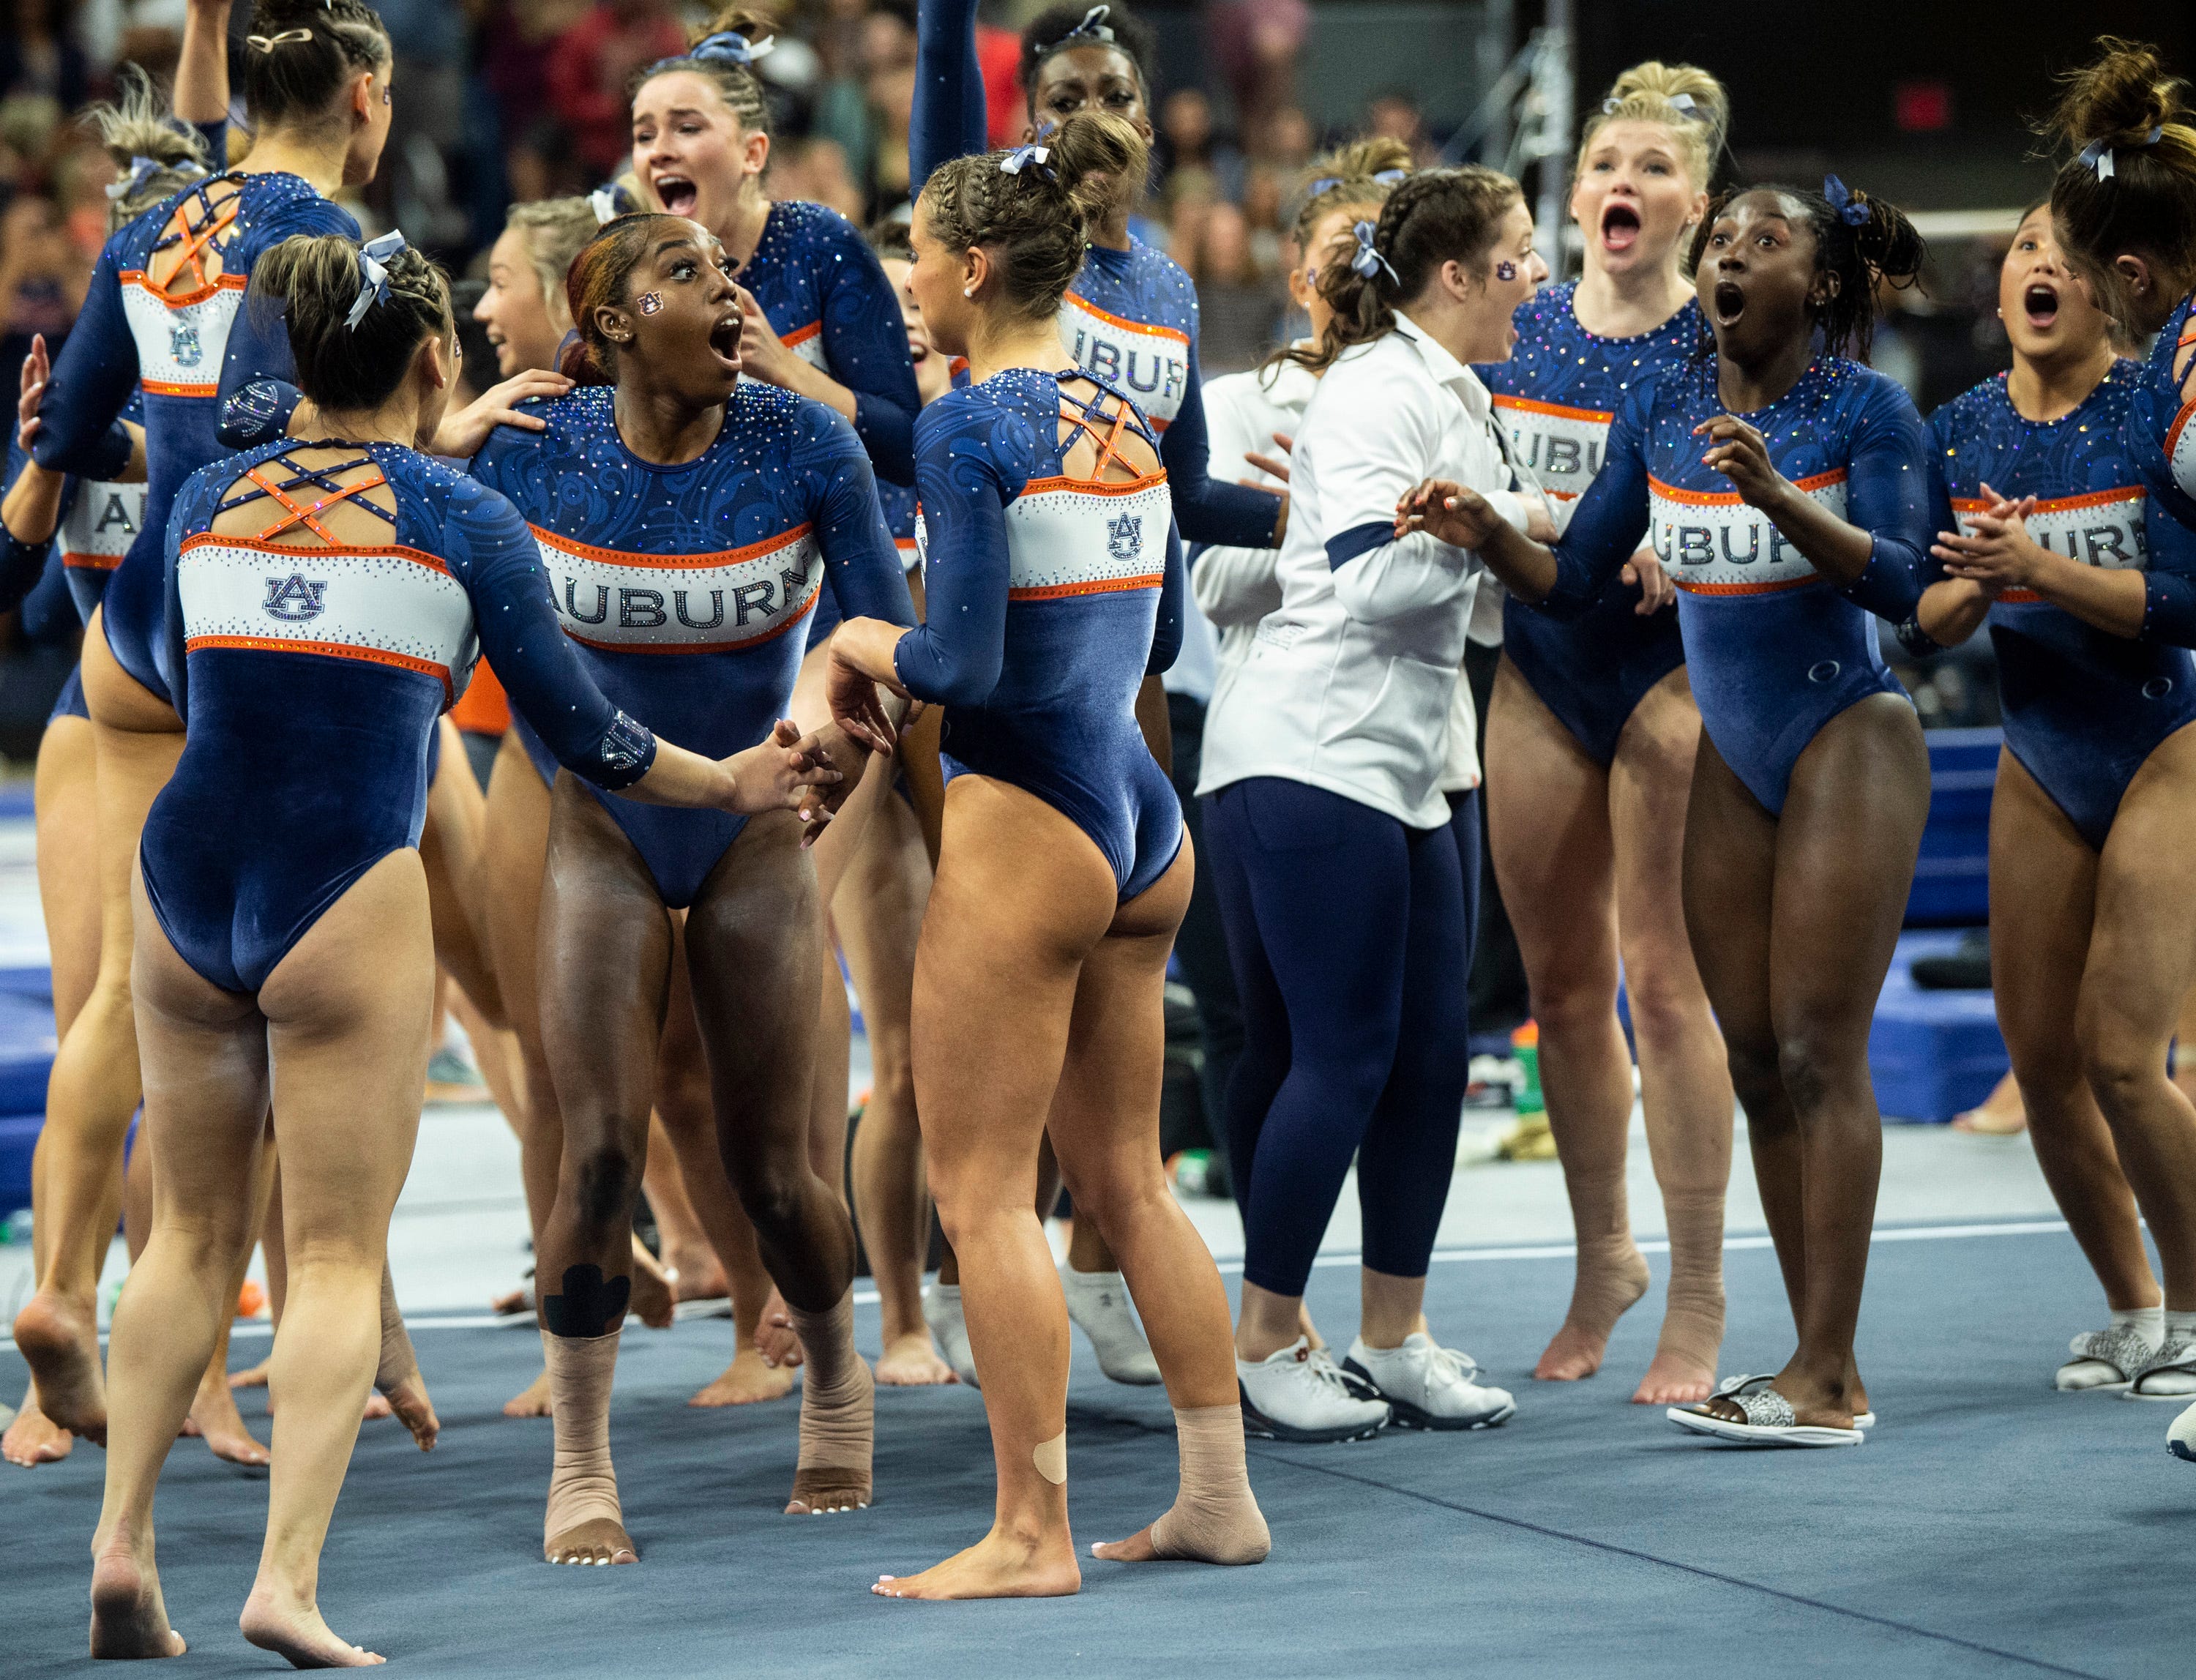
[1053,370,1162,486]
[217,449,395,546]
[149,173,247,301]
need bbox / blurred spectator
[485,0,597,201]
[546,0,687,181]
[1367,90,1436,168]
[813,0,915,217]
[1206,0,1304,135]
[1157,87,1244,208]
[0,191,87,395]
[1183,198,1282,374]
[3,0,92,116]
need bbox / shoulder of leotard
[770,195,864,252]
[1928,370,2011,438]
[173,435,299,527]
[728,378,867,467]
[1121,238,1199,316]
[918,376,1042,464]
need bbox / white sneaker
[1237,1336,1391,1443]
[1058,1266,1162,1385]
[1342,1334,1515,1431]
[922,1283,979,1389]
[2170,1399,2196,1463]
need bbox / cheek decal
[638,293,664,316]
[1495,261,1518,283]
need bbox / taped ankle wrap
[541,1328,623,1548]
[1150,1405,1270,1564]
[1654,1188,1727,1372]
[788,1293,873,1476]
[1033,1430,1067,1485]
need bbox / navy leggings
[1204,777,1478,1297]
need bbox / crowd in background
[0,0,2020,715]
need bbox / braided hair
[630,6,775,140]
[241,0,389,132]
[255,232,450,411]
[1019,3,1157,113]
[1287,165,1521,376]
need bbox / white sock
[2137,1310,2196,1397]
[1059,1265,1162,1385]
[2166,1310,2196,1347]
[2113,1304,2166,1351]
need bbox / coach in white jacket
[1198,168,1550,1444]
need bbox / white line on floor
[0,1218,2076,1347]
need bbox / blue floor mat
[3,1225,2178,1677]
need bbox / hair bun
[2047,36,2192,149]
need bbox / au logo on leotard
[170,323,202,369]
[263,573,329,622]
[1107,513,1143,562]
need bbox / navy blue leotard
[1478,281,1698,764]
[1547,356,1934,813]
[473,381,914,906]
[808,476,917,649]
[909,0,1280,550]
[894,367,1184,898]
[739,198,922,486]
[1930,362,2196,848]
[32,171,358,705]
[149,440,655,993]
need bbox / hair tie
[107,154,200,201]
[1822,175,1872,228]
[589,186,623,225]
[690,29,774,67]
[2079,126,2164,182]
[246,28,313,51]
[1604,92,1703,119]
[1000,143,1054,179]
[1348,219,1398,285]
[1053,5,1116,47]
[346,229,408,330]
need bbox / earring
[638,292,664,316]
[963,286,976,299]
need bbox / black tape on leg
[542,1265,630,1338]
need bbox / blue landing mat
[3,1225,2182,1678]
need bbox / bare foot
[627,1241,675,1330]
[1953,1072,2027,1135]
[228,1358,271,1390]
[756,1291,803,1368]
[376,1367,438,1453]
[873,1525,1081,1599]
[12,1291,106,1443]
[90,1532,187,1659]
[687,1348,795,1408]
[668,1253,728,1304]
[1632,1348,1717,1407]
[875,1332,957,1387]
[503,1368,552,1419]
[545,1516,638,1567]
[363,1393,392,1420]
[1089,1526,1160,1562]
[490,1285,532,1317]
[1534,1256,1650,1383]
[3,1392,74,1466]
[187,1373,269,1467]
[240,1580,384,1666]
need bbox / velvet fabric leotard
[736,198,922,485]
[808,475,918,649]
[149,441,656,993]
[31,171,359,704]
[1547,356,1935,813]
[894,367,1184,899]
[1931,362,2196,848]
[1478,281,1700,764]
[473,381,914,906]
[908,0,1280,550]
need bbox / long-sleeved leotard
[473,381,914,905]
[31,170,359,705]
[1545,354,1935,814]
[149,440,656,993]
[738,198,922,486]
[1476,280,1701,766]
[894,366,1184,899]
[2131,293,2196,653]
[1931,360,2196,848]
[909,0,1280,550]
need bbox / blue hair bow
[1304,166,1409,199]
[1602,92,1702,119]
[588,184,636,225]
[1822,175,1871,228]
[690,29,774,66]
[346,229,408,331]
[2078,126,2162,182]
[1000,144,1054,179]
[1348,220,1397,285]
[1058,5,1115,44]
[106,154,202,201]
